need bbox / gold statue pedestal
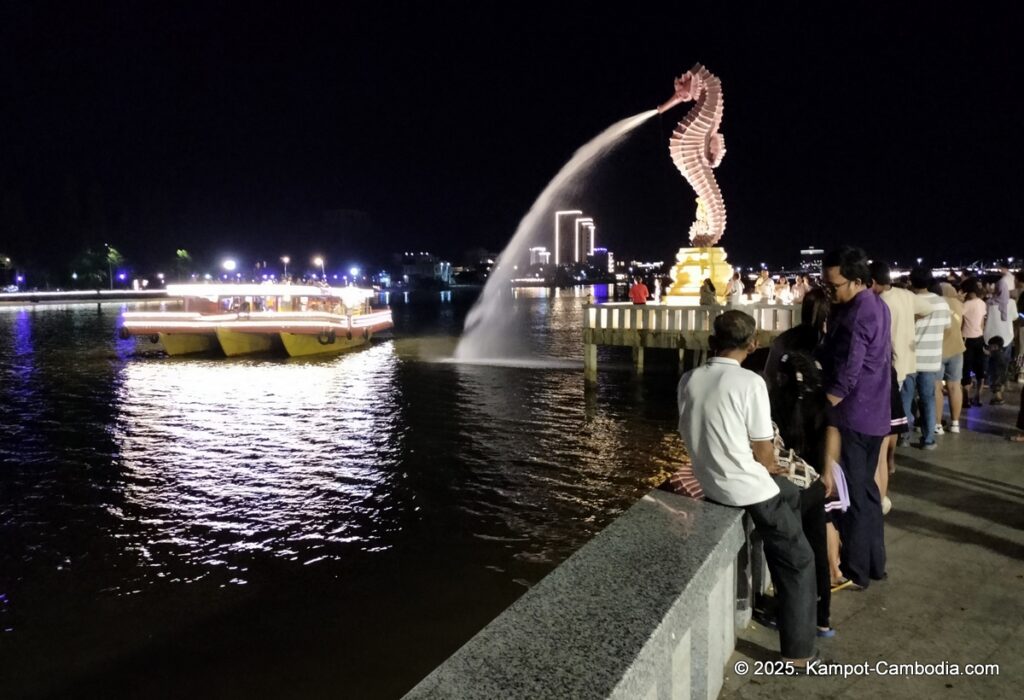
[664,246,733,306]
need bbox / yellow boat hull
[160,333,219,356]
[279,330,372,357]
[215,329,281,357]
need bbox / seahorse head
[657,67,705,113]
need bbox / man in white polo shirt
[678,310,816,666]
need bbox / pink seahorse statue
[658,64,726,247]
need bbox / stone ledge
[404,490,745,700]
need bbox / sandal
[1009,434,1024,443]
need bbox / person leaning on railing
[677,309,818,668]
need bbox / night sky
[2,2,1020,275]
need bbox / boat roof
[165,283,375,303]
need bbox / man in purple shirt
[819,246,892,590]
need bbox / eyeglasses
[824,279,854,295]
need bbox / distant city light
[118,273,126,280]
[313,256,325,277]
[349,266,359,277]
[71,272,78,280]
[222,259,237,272]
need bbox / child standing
[986,336,1009,405]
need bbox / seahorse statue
[658,64,726,247]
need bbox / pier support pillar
[632,345,644,374]
[584,343,597,383]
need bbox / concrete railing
[404,491,748,700]
[582,302,802,380]
[583,301,801,334]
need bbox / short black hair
[988,335,1005,348]
[868,260,891,286]
[909,266,933,290]
[709,310,757,352]
[822,246,870,285]
[961,277,980,296]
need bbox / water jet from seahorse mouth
[454,109,658,362]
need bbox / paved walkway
[722,384,1023,698]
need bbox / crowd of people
[675,245,1023,670]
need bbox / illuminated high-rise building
[529,247,551,266]
[800,246,825,273]
[553,210,582,265]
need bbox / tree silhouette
[175,249,192,281]
[0,253,12,285]
[106,246,125,288]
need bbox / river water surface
[1,288,685,699]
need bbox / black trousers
[745,477,816,659]
[800,480,831,628]
[837,427,886,587]
[962,336,986,386]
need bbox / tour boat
[120,283,393,357]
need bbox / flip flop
[1008,434,1024,443]
[817,627,836,638]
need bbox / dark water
[0,288,685,699]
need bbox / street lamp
[281,255,290,279]
[314,256,325,278]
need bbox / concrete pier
[583,302,801,380]
[403,390,1022,699]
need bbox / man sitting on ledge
[677,310,817,667]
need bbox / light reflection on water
[0,292,684,698]
[111,345,404,582]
